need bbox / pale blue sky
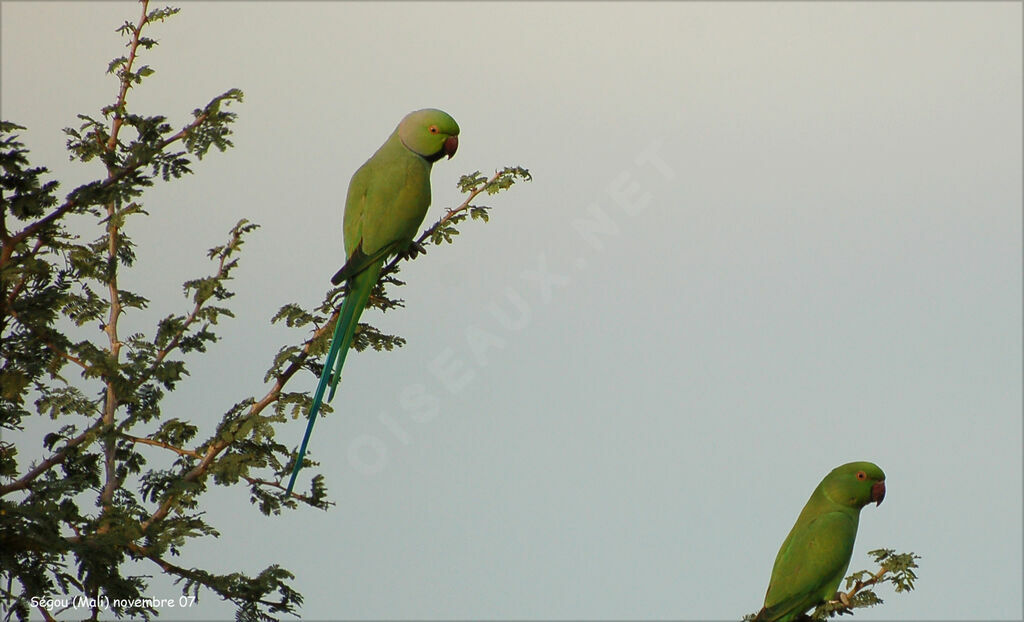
[2,2,1021,620]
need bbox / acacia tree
[0,3,529,621]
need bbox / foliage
[0,3,529,621]
[808,549,920,620]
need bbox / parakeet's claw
[401,241,427,260]
[824,592,855,616]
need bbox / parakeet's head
[398,108,459,163]
[821,461,886,509]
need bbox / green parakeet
[286,109,459,495]
[753,461,886,622]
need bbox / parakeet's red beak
[444,135,458,159]
[871,480,886,506]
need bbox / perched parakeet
[286,109,459,494]
[753,461,886,622]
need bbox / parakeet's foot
[827,593,855,616]
[400,241,427,261]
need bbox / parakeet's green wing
[331,243,390,285]
[760,511,858,621]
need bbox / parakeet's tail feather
[284,315,346,495]
[330,241,397,285]
[326,262,380,401]
[325,293,361,402]
[284,260,383,496]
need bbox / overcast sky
[2,2,1021,620]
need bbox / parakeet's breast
[390,156,432,239]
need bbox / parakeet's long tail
[284,262,381,496]
[285,315,344,495]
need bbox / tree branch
[105,1,150,156]
[129,542,293,610]
[0,418,105,496]
[130,227,239,392]
[34,603,56,622]
[139,316,335,532]
[121,434,200,458]
[100,0,151,514]
[834,565,889,608]
[2,306,90,371]
[244,475,326,505]
[0,582,57,622]
[3,108,213,252]
[2,238,44,309]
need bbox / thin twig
[836,565,890,607]
[378,169,503,280]
[34,604,56,622]
[129,228,240,393]
[105,2,149,155]
[2,238,44,309]
[122,434,200,458]
[128,542,291,609]
[243,475,327,505]
[2,306,89,370]
[0,418,106,496]
[0,583,56,622]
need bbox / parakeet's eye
[856,471,867,480]
[428,125,439,134]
